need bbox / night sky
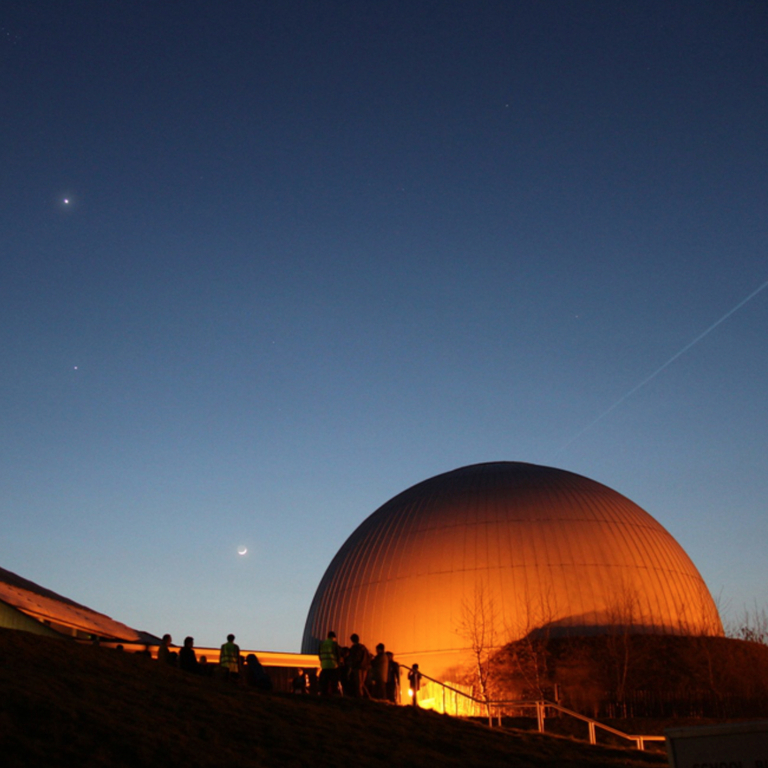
[2,1,766,651]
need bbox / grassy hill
[0,628,670,768]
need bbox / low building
[0,565,155,643]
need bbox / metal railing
[400,666,666,751]
[532,700,666,750]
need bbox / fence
[401,665,665,751]
[598,688,768,719]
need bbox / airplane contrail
[553,276,768,457]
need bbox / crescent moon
[237,546,248,556]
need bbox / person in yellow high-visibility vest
[219,633,241,680]
[317,631,340,695]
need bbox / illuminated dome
[302,462,722,677]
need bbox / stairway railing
[400,665,666,751]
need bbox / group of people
[155,633,272,691]
[152,630,422,703]
[316,631,422,705]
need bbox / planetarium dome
[302,462,722,677]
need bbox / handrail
[399,666,665,750]
[400,664,489,707]
[537,701,666,750]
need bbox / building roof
[0,566,145,642]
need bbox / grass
[0,628,670,768]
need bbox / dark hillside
[495,633,768,719]
[0,628,667,768]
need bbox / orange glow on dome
[302,462,723,679]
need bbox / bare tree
[456,581,501,714]
[684,583,729,697]
[504,585,557,700]
[603,585,641,713]
[728,602,768,645]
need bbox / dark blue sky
[2,1,766,650]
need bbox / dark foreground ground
[0,628,671,768]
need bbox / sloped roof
[0,566,143,642]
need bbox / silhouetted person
[157,634,174,665]
[137,644,152,658]
[347,633,371,697]
[386,651,400,703]
[338,644,352,695]
[318,631,340,695]
[245,654,272,690]
[198,655,214,677]
[292,668,309,694]
[408,664,422,708]
[308,668,321,695]
[179,636,199,674]
[370,643,389,700]
[219,633,241,680]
